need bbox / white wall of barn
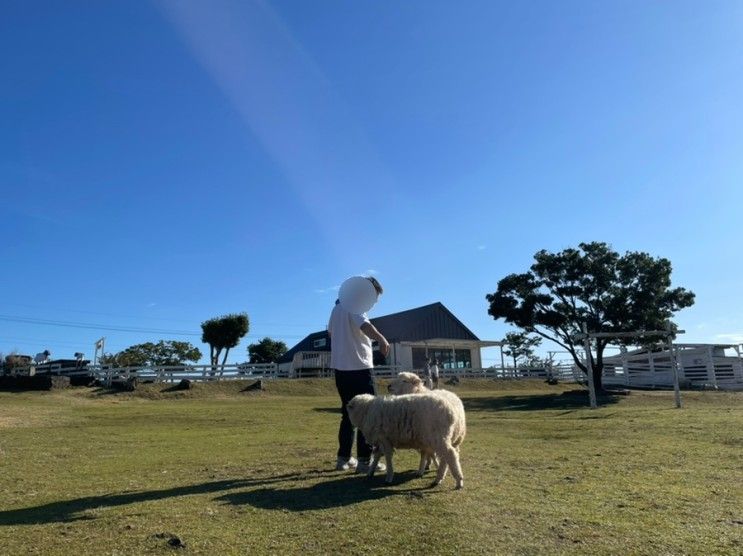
[472,349,482,368]
[391,343,413,368]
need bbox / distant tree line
[94,312,287,369]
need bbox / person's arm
[360,322,390,356]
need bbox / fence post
[706,345,718,388]
[735,345,743,383]
[668,338,682,409]
[621,351,630,387]
[676,346,686,383]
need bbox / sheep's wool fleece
[349,393,464,451]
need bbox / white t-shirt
[328,304,372,370]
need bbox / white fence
[3,363,280,383]
[9,352,742,390]
[4,361,581,385]
[603,348,743,390]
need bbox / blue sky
[2,1,743,365]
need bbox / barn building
[278,302,502,376]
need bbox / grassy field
[0,379,741,555]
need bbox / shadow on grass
[160,385,186,393]
[313,407,341,414]
[463,389,621,412]
[216,471,433,512]
[0,470,338,526]
[87,387,122,396]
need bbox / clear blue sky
[2,1,743,364]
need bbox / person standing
[423,357,433,389]
[431,358,440,389]
[328,277,389,473]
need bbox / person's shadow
[0,470,433,525]
[216,471,433,512]
[0,471,330,526]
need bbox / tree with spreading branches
[99,341,201,367]
[248,337,288,364]
[201,313,250,371]
[486,242,695,391]
[503,331,542,369]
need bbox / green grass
[0,379,741,555]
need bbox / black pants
[334,369,376,460]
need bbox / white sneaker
[335,456,358,471]
[355,460,386,474]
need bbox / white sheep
[347,389,466,489]
[387,371,432,395]
[386,371,466,475]
[387,371,437,475]
[388,372,466,447]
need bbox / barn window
[412,348,472,369]
[313,338,327,348]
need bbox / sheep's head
[346,394,374,428]
[387,372,425,395]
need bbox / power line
[0,302,196,324]
[0,302,324,328]
[0,332,305,355]
[0,336,95,348]
[0,314,200,336]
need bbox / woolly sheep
[386,372,467,475]
[346,389,466,489]
[388,371,466,448]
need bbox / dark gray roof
[278,302,479,363]
[370,302,479,343]
[279,330,329,364]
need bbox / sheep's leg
[367,447,381,478]
[418,450,437,476]
[417,451,428,476]
[381,440,394,484]
[433,448,449,486]
[442,442,464,490]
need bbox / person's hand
[379,338,390,357]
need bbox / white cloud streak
[158,0,395,263]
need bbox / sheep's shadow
[0,471,336,526]
[216,471,434,512]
